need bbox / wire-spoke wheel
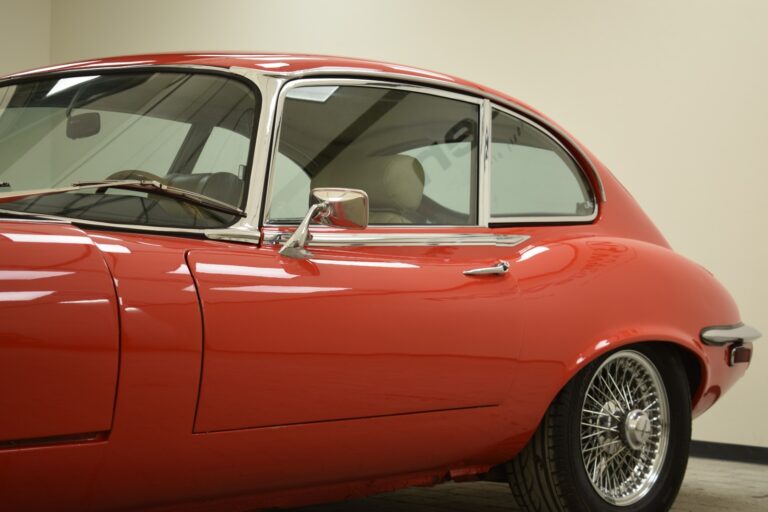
[580,351,669,505]
[507,345,691,512]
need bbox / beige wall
[0,0,50,76]
[9,0,768,447]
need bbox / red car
[0,53,759,512]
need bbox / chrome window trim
[0,212,71,224]
[1,63,230,81]
[262,227,530,248]
[487,103,599,225]
[260,66,606,202]
[230,68,285,231]
[478,99,492,227]
[0,64,272,240]
[261,77,486,229]
[0,205,262,240]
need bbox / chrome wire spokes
[580,351,670,506]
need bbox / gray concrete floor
[290,458,768,511]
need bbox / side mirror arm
[278,201,329,259]
[278,187,369,259]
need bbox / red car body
[0,54,755,511]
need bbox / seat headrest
[311,155,425,211]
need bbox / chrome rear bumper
[701,323,760,367]
[700,324,761,345]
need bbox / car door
[189,81,530,433]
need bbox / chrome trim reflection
[478,99,492,227]
[490,214,598,224]
[0,210,71,224]
[231,69,286,229]
[262,229,529,248]
[701,324,761,346]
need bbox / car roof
[4,52,539,112]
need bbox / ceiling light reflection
[0,270,72,280]
[0,291,54,302]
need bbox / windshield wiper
[0,179,245,217]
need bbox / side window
[269,153,309,222]
[491,110,594,218]
[401,141,473,219]
[266,85,479,225]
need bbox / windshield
[0,71,259,229]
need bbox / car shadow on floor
[284,459,768,512]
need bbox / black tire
[507,345,691,512]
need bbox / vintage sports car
[0,53,759,512]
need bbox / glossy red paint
[0,221,119,443]
[189,237,524,432]
[0,54,754,511]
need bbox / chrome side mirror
[279,188,369,259]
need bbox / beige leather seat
[311,155,425,224]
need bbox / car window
[266,85,479,225]
[193,127,249,178]
[27,113,189,188]
[0,72,259,229]
[400,142,473,217]
[491,109,594,218]
[269,153,309,221]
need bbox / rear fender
[507,236,741,437]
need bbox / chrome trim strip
[0,209,72,224]
[231,69,286,230]
[262,229,529,247]
[261,66,606,202]
[490,214,598,224]
[701,324,762,345]
[478,99,492,227]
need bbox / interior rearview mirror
[66,112,101,140]
[280,187,369,259]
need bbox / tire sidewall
[561,345,692,512]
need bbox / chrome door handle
[463,260,510,276]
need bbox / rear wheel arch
[508,342,694,511]
[565,340,703,414]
